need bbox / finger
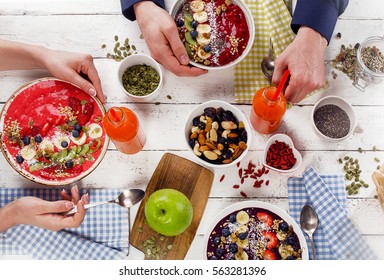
[163,25,190,65]
[37,200,74,214]
[162,54,207,77]
[60,189,71,201]
[70,185,80,204]
[60,200,86,229]
[272,59,287,86]
[81,63,106,104]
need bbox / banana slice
[235,225,248,234]
[190,0,205,13]
[235,250,248,260]
[197,47,211,60]
[196,23,211,34]
[193,11,208,23]
[70,131,87,145]
[236,210,250,225]
[20,145,36,161]
[196,33,211,46]
[54,135,71,150]
[236,238,249,249]
[39,139,54,154]
[88,123,103,139]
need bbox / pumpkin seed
[122,64,160,96]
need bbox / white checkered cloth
[0,188,129,260]
[288,166,377,260]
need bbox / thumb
[271,58,287,87]
[164,27,190,65]
[68,70,97,98]
[39,200,74,214]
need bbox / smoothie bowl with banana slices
[0,78,108,186]
[170,0,255,70]
[204,201,309,260]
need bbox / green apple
[144,188,193,236]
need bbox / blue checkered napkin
[288,166,377,260]
[0,188,129,260]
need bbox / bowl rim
[0,77,109,186]
[311,95,356,142]
[169,0,256,70]
[185,99,252,169]
[117,53,163,100]
[262,133,302,173]
[202,200,309,260]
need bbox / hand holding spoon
[65,188,145,215]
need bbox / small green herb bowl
[118,53,163,102]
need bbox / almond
[203,150,218,161]
[221,121,237,130]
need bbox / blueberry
[16,155,24,164]
[210,255,217,260]
[229,243,238,253]
[286,255,295,260]
[218,137,227,145]
[190,30,198,39]
[34,135,42,143]
[191,20,198,29]
[215,247,225,257]
[65,160,74,168]
[72,130,80,138]
[204,45,212,53]
[74,123,82,132]
[22,136,31,145]
[61,140,69,148]
[239,129,248,142]
[176,18,184,27]
[238,232,248,240]
[229,214,236,223]
[225,149,233,159]
[213,236,221,245]
[279,221,289,231]
[222,227,230,237]
[286,236,296,245]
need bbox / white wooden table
[1,0,384,260]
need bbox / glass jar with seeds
[353,36,384,92]
[117,53,163,102]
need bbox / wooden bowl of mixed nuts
[185,100,251,169]
[117,53,163,102]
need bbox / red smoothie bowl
[0,78,109,186]
[170,0,255,70]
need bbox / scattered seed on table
[374,157,380,162]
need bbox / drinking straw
[272,69,290,100]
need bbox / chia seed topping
[314,104,351,139]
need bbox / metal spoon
[65,189,145,215]
[300,204,319,260]
[261,37,275,79]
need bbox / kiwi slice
[185,32,197,46]
[184,13,194,31]
[185,42,194,59]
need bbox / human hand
[272,26,328,104]
[41,48,106,103]
[134,1,207,77]
[8,185,88,231]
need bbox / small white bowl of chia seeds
[311,96,355,141]
[118,53,163,102]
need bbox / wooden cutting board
[130,153,214,259]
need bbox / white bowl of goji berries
[262,134,302,173]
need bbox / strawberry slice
[257,212,273,227]
[41,122,52,136]
[262,231,278,249]
[77,101,94,126]
[263,249,277,260]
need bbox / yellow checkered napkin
[234,0,296,103]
